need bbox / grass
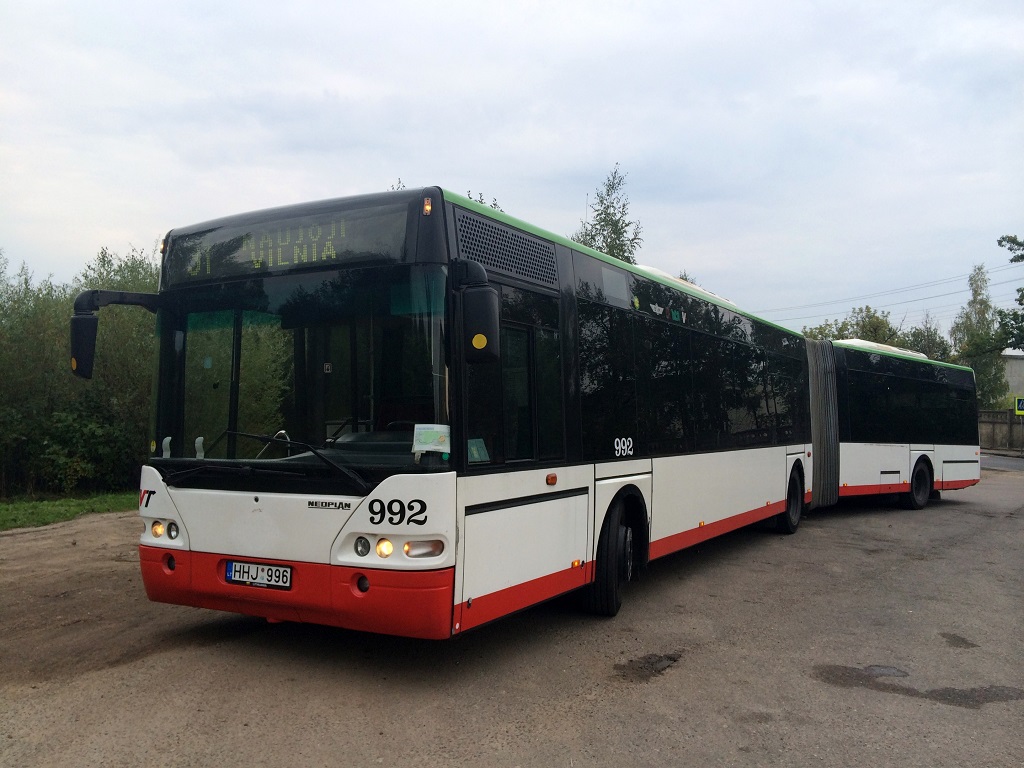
[0,492,138,533]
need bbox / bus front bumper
[139,545,455,640]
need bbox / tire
[775,469,803,535]
[588,500,632,616]
[903,460,932,510]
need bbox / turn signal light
[403,540,444,558]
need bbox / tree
[898,312,951,361]
[805,307,953,359]
[950,264,1007,408]
[996,235,1024,350]
[678,270,699,285]
[571,163,643,264]
[0,246,159,497]
[0,252,78,495]
[803,305,901,344]
[465,191,503,211]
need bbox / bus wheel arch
[904,457,934,510]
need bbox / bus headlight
[354,536,371,557]
[375,538,393,558]
[167,521,179,540]
[403,540,444,558]
[151,521,165,538]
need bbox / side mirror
[70,314,99,379]
[68,289,159,380]
[462,285,500,364]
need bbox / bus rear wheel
[903,460,932,510]
[588,500,632,617]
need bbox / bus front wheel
[588,500,632,617]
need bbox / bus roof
[832,338,974,372]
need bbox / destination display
[163,203,409,286]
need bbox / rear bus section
[138,466,458,639]
[809,339,980,508]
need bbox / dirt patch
[614,652,682,682]
[0,511,223,686]
[812,664,1024,710]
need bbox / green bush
[0,247,158,498]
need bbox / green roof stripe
[440,188,803,339]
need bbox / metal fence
[979,409,1024,452]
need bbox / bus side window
[579,299,637,460]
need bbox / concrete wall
[979,409,1024,452]
[1004,353,1024,401]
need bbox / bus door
[455,289,590,632]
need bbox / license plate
[225,561,292,590]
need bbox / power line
[754,261,1024,314]
[775,278,1023,323]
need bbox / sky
[1,0,1022,334]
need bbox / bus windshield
[151,264,449,493]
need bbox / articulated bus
[70,188,980,638]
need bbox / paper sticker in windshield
[412,424,450,454]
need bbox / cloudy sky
[2,0,1021,333]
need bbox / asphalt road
[2,468,1021,767]
[982,452,1024,472]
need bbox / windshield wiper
[228,431,370,494]
[163,462,305,486]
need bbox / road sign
[1016,397,1024,416]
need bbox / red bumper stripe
[139,546,454,639]
[936,479,980,490]
[649,500,786,561]
[839,483,908,497]
[456,562,592,633]
[838,478,979,496]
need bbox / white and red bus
[70,188,980,638]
